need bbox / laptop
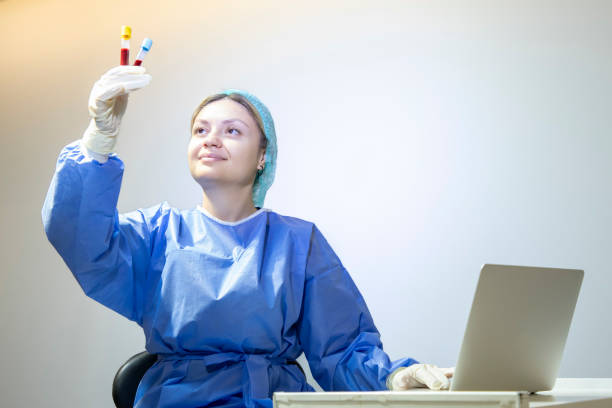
[450,264,583,392]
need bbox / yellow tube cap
[121,25,132,39]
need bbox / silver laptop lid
[451,264,583,392]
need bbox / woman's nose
[202,130,222,147]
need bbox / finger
[104,73,151,89]
[95,75,151,100]
[414,365,449,390]
[122,74,152,92]
[428,366,451,390]
[102,72,151,87]
[441,367,455,378]
[95,83,127,101]
[396,367,422,389]
[103,65,146,77]
[104,71,150,85]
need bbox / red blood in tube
[134,59,142,66]
[120,48,129,65]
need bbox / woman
[42,65,453,408]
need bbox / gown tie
[157,351,295,407]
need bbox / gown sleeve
[41,140,164,326]
[297,224,419,391]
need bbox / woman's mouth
[200,156,225,161]
[199,152,227,162]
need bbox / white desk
[273,378,612,408]
[531,379,612,407]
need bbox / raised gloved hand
[386,364,455,391]
[81,65,152,160]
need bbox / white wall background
[1,0,611,406]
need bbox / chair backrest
[112,351,158,408]
[112,351,307,407]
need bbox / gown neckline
[196,205,269,226]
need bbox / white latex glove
[386,364,455,391]
[81,65,152,159]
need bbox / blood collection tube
[120,25,132,65]
[134,38,153,66]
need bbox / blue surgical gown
[42,140,418,408]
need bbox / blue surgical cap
[221,88,277,209]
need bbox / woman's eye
[193,127,240,135]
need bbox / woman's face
[188,98,265,190]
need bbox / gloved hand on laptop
[386,364,455,391]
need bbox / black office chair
[112,351,158,408]
[112,351,307,408]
